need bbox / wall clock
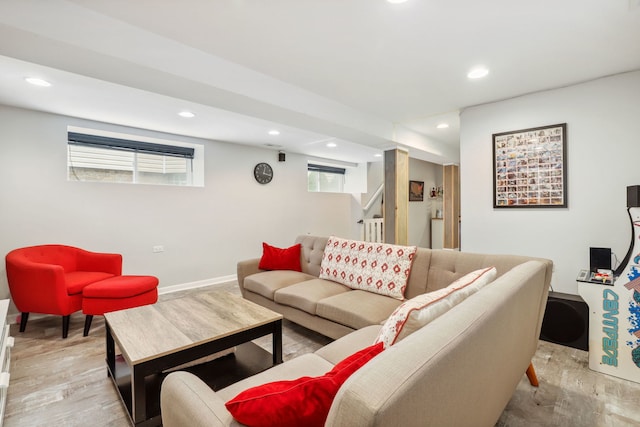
[253,162,273,184]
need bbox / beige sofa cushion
[424,250,546,294]
[316,290,402,330]
[217,353,334,402]
[274,279,350,315]
[244,271,315,300]
[161,371,235,427]
[315,325,381,365]
[295,235,329,277]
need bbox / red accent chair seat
[5,245,122,338]
[82,275,159,336]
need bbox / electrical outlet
[152,245,164,253]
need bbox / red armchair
[5,245,122,338]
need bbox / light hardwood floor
[4,283,640,426]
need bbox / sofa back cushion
[295,235,328,277]
[292,235,553,305]
[403,248,432,299]
[319,236,417,300]
[406,249,553,297]
[8,245,79,272]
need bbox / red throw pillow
[225,342,384,427]
[258,243,302,272]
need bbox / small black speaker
[590,247,611,273]
[540,292,588,351]
[278,151,286,162]
[628,185,640,208]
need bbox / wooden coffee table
[104,290,283,427]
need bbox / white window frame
[67,127,203,187]
[307,162,346,193]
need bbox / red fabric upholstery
[81,275,159,337]
[82,275,159,298]
[258,243,302,272]
[225,342,384,427]
[5,245,122,316]
[82,288,158,315]
[65,272,116,295]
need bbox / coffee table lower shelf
[109,342,274,427]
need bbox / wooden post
[384,148,409,245]
[443,164,460,249]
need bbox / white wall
[409,158,442,248]
[0,106,359,302]
[362,161,384,220]
[343,162,367,194]
[460,70,640,294]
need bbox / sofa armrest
[236,258,262,297]
[161,371,233,427]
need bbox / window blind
[68,132,194,159]
[307,163,346,175]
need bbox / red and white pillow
[374,266,497,348]
[319,236,417,300]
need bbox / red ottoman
[82,275,159,336]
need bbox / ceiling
[0,0,639,164]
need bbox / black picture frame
[409,180,424,202]
[493,123,567,208]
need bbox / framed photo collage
[493,123,567,208]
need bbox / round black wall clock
[253,162,273,184]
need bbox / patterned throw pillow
[319,236,417,301]
[374,266,497,348]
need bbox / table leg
[272,319,283,365]
[132,365,147,424]
[106,323,115,378]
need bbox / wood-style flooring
[4,282,640,426]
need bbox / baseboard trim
[158,275,237,295]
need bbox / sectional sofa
[236,235,551,340]
[161,235,553,426]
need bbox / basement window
[308,163,345,193]
[67,131,198,186]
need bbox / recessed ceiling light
[467,66,489,79]
[374,153,383,157]
[326,142,337,148]
[268,130,280,136]
[25,77,51,87]
[178,111,195,118]
[436,123,449,129]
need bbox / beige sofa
[161,236,553,427]
[236,235,551,340]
